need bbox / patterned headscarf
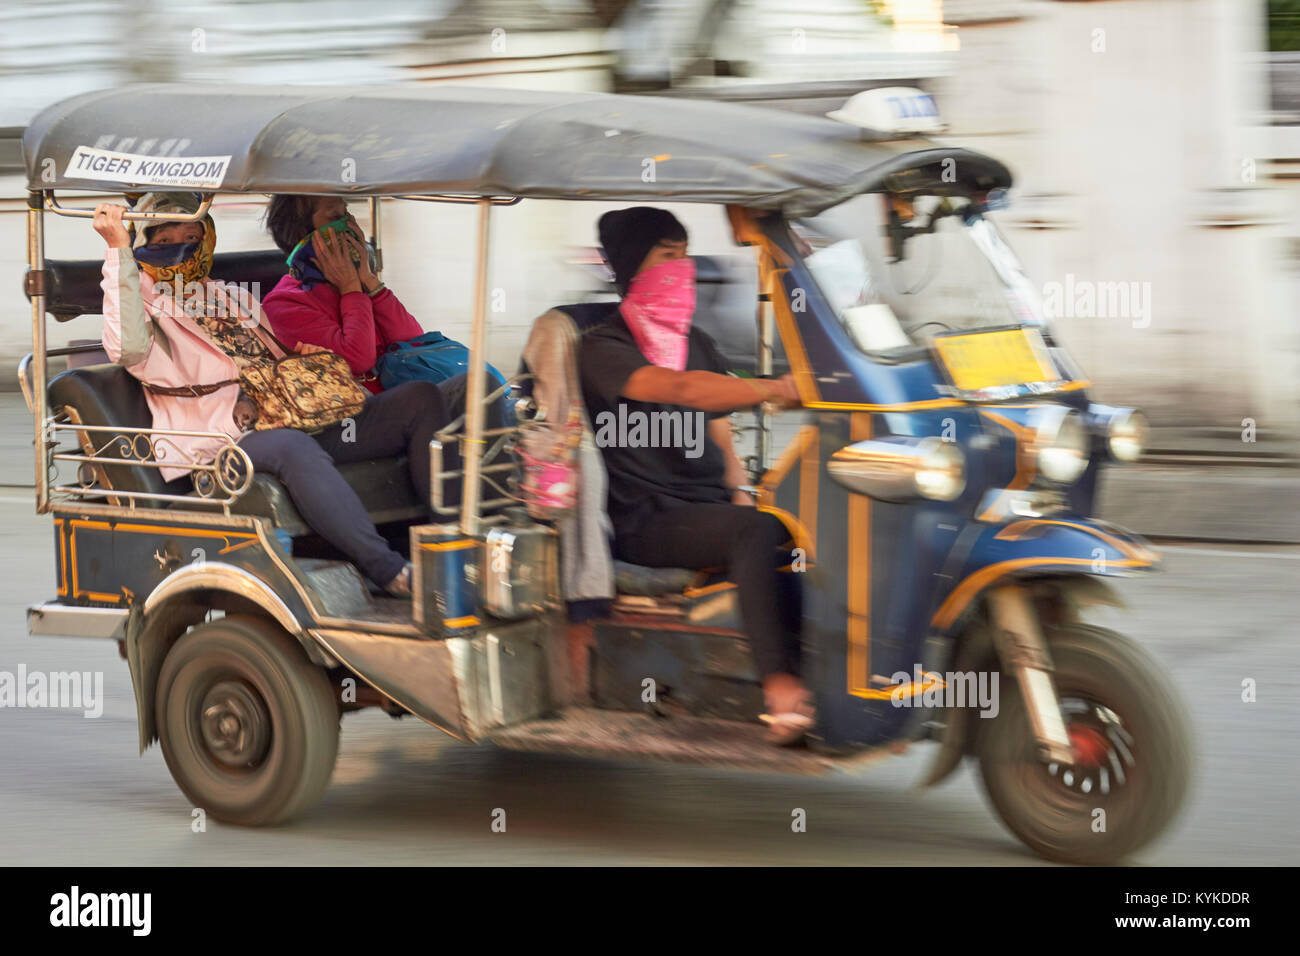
[129,192,216,287]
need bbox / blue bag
[374,331,512,422]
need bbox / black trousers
[614,502,803,678]
[238,379,445,587]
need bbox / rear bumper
[28,602,128,640]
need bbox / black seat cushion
[612,561,697,597]
[47,363,190,498]
[38,250,289,321]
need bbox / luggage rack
[429,374,525,520]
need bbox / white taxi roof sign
[827,87,945,136]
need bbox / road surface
[1,491,1296,865]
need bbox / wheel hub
[1069,725,1110,767]
[1045,700,1136,798]
[200,680,271,768]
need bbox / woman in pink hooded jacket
[94,193,446,596]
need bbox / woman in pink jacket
[94,193,445,596]
[261,196,421,393]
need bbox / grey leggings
[237,379,446,587]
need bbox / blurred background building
[1,0,1297,479]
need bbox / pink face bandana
[619,257,697,371]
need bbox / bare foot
[763,672,808,715]
[761,673,814,746]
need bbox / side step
[486,707,841,776]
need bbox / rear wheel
[976,624,1191,864]
[155,614,340,826]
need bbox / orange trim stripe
[797,433,819,555]
[807,398,959,412]
[758,505,816,563]
[758,425,817,504]
[846,676,945,702]
[57,519,68,597]
[976,409,1038,520]
[421,540,479,552]
[218,538,261,555]
[847,412,873,697]
[683,581,737,598]
[994,519,1160,564]
[443,615,480,628]
[114,522,256,541]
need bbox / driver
[579,207,813,745]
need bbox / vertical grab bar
[459,198,492,536]
[28,191,48,513]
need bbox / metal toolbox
[410,524,482,636]
[482,523,560,620]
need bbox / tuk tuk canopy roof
[22,84,1012,217]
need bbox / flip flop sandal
[760,704,815,747]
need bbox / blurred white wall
[3,0,1294,446]
[937,0,1297,441]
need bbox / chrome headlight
[1033,409,1088,484]
[915,439,966,501]
[1106,408,1147,462]
[828,436,966,502]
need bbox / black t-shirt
[578,312,732,538]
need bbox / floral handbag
[143,323,367,433]
[236,347,367,432]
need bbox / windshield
[792,193,1045,356]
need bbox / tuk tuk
[18,84,1190,863]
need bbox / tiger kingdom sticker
[63,145,232,189]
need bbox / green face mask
[317,216,353,236]
[287,216,361,267]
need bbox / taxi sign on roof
[827,87,945,136]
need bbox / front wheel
[976,623,1192,864]
[155,614,340,826]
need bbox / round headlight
[915,438,966,501]
[1108,409,1148,462]
[1035,410,1088,484]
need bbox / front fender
[930,518,1158,636]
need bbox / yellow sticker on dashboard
[933,328,1059,391]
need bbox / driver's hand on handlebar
[92,203,132,250]
[761,374,802,410]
